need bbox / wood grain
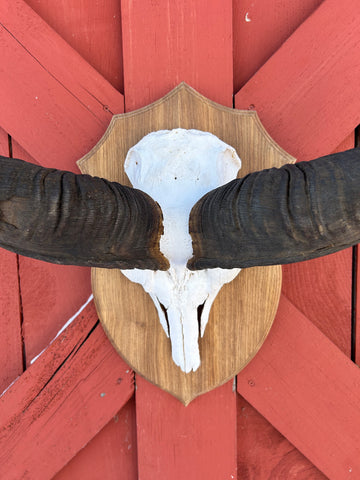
[0,301,135,480]
[79,83,293,404]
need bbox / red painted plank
[121,0,233,111]
[0,130,23,393]
[25,0,124,92]
[0,301,135,480]
[0,0,124,169]
[121,1,238,478]
[136,380,237,480]
[235,0,360,162]
[238,294,360,480]
[233,0,323,91]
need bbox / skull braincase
[121,129,241,373]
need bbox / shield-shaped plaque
[78,83,295,405]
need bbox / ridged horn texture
[188,148,360,270]
[0,156,168,270]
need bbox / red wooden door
[1,1,360,478]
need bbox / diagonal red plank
[0,0,124,169]
[0,300,134,480]
[238,294,360,480]
[235,0,360,162]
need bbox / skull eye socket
[197,301,206,337]
[158,300,170,336]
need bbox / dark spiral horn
[0,156,169,270]
[188,148,360,270]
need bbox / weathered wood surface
[0,301,135,480]
[136,379,238,479]
[238,294,360,480]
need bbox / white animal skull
[121,129,241,373]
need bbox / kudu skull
[121,129,241,372]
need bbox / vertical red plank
[136,381,237,480]
[121,1,238,478]
[0,130,23,393]
[8,4,137,479]
[121,0,233,111]
[234,3,338,478]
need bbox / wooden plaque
[78,83,295,404]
